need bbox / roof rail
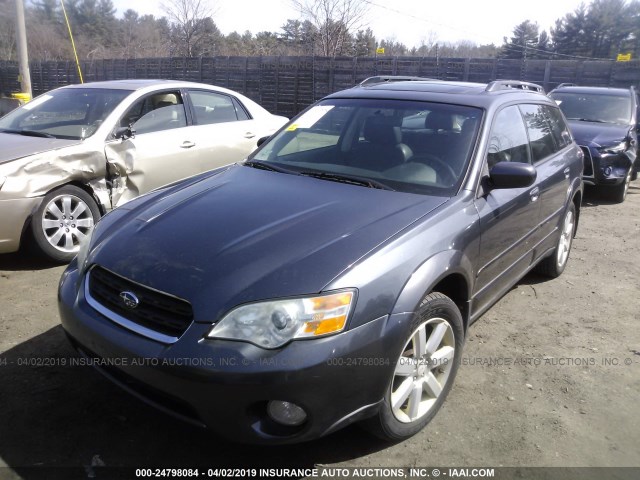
[556,83,577,88]
[485,80,545,94]
[359,75,437,86]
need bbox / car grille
[579,146,594,177]
[87,266,193,339]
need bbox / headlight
[207,290,356,349]
[75,226,94,272]
[602,140,628,154]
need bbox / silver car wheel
[391,317,455,423]
[556,208,574,269]
[41,194,94,253]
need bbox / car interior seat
[351,115,413,171]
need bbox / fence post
[329,57,335,93]
[463,58,470,82]
[609,61,615,87]
[543,60,551,91]
[275,56,280,115]
[243,57,248,94]
[312,55,316,102]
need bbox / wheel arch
[391,249,473,333]
[571,182,582,237]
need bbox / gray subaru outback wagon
[59,78,583,444]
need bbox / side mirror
[257,136,269,147]
[114,126,135,140]
[489,161,537,189]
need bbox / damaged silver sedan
[0,80,288,261]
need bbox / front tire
[364,292,464,441]
[31,185,100,263]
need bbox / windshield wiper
[300,171,395,191]
[566,118,608,124]
[0,128,57,138]
[243,160,298,175]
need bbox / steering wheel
[412,154,457,185]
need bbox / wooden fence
[2,56,640,118]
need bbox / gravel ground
[0,183,638,479]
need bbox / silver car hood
[0,132,81,165]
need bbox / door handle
[530,187,540,202]
[180,141,196,149]
[244,132,256,139]
[563,167,570,178]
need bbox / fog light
[604,166,613,176]
[267,400,307,426]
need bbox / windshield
[0,88,132,140]
[550,92,632,125]
[250,99,482,196]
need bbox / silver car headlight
[207,290,356,349]
[75,226,94,272]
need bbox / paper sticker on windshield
[293,105,335,129]
[286,124,298,131]
[22,94,53,110]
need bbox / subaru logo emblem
[119,291,140,310]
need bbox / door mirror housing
[489,161,537,189]
[114,126,135,140]
[257,135,270,147]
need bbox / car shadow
[0,327,391,479]
[0,251,61,272]
[581,182,639,207]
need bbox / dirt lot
[0,183,638,479]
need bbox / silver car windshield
[250,99,482,196]
[0,88,132,140]
[550,92,632,125]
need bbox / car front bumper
[0,196,41,254]
[580,146,634,187]
[58,262,408,444]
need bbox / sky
[111,0,591,48]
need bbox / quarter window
[487,106,531,168]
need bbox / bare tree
[161,0,218,57]
[0,0,16,60]
[291,0,369,57]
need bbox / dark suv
[59,79,583,444]
[549,84,638,202]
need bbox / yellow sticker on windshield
[286,124,298,131]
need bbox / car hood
[0,132,80,165]
[567,121,630,148]
[90,165,448,322]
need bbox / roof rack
[556,83,577,88]
[485,80,545,94]
[359,75,437,86]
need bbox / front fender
[391,249,474,324]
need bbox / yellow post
[60,0,84,83]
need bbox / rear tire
[363,293,464,441]
[31,185,100,263]
[535,203,576,278]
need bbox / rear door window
[188,90,249,124]
[519,104,557,163]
